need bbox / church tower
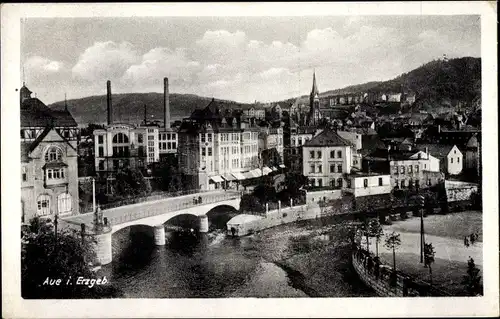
[308,71,321,126]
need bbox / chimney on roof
[164,77,170,129]
[106,80,112,125]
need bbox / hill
[49,93,252,126]
[277,57,481,112]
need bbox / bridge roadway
[60,190,241,265]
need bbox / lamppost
[419,194,425,263]
[92,177,96,213]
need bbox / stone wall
[445,180,479,202]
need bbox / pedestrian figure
[470,233,475,245]
[464,236,469,247]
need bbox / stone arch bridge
[61,190,241,265]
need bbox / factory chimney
[106,80,112,125]
[164,77,170,129]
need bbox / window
[378,177,383,186]
[318,179,323,187]
[310,151,315,159]
[424,164,427,169]
[317,151,322,158]
[172,142,176,149]
[400,166,405,174]
[408,165,412,173]
[394,179,399,188]
[393,165,399,174]
[46,168,65,180]
[137,134,143,143]
[337,164,342,172]
[172,133,176,140]
[298,139,303,146]
[400,180,405,188]
[21,166,27,182]
[138,146,145,156]
[98,160,105,170]
[57,193,72,214]
[457,157,460,163]
[45,147,62,162]
[201,134,206,143]
[112,133,129,144]
[310,178,315,187]
[207,133,212,142]
[337,178,343,188]
[310,165,315,173]
[451,158,453,164]
[37,195,51,216]
[98,147,104,157]
[208,147,212,156]
[148,141,154,147]
[427,179,431,186]
[318,165,322,173]
[363,178,368,188]
[415,165,419,173]
[202,148,206,156]
[347,179,351,188]
[330,165,335,173]
[337,150,342,158]
[98,135,104,144]
[148,135,154,141]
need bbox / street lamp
[418,194,426,263]
[92,177,96,213]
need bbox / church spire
[311,69,319,96]
[64,93,68,111]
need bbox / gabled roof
[415,144,458,159]
[303,128,352,147]
[21,97,78,128]
[25,126,77,155]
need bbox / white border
[2,2,498,318]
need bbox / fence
[103,191,240,227]
[352,246,451,297]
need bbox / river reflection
[100,218,374,298]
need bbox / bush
[240,194,264,214]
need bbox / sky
[21,15,481,104]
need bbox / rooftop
[303,128,352,147]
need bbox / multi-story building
[283,118,321,173]
[258,121,284,162]
[416,144,463,176]
[178,99,261,190]
[389,149,442,190]
[93,78,177,177]
[20,83,80,222]
[302,128,353,188]
[345,172,392,197]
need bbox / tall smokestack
[106,80,112,125]
[164,77,170,129]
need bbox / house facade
[302,129,353,188]
[345,173,392,197]
[20,84,80,222]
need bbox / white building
[389,149,441,189]
[302,128,353,188]
[416,144,463,176]
[346,173,392,197]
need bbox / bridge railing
[104,191,240,226]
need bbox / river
[99,217,375,298]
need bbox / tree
[424,242,436,285]
[21,217,121,298]
[384,231,401,271]
[462,257,482,296]
[369,218,384,257]
[284,172,308,197]
[114,168,152,197]
[240,194,264,214]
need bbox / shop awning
[251,168,263,177]
[232,172,246,180]
[243,171,255,179]
[209,175,224,183]
[262,166,273,175]
[279,164,286,168]
[222,173,236,181]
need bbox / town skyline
[22,15,480,105]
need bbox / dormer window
[45,147,62,162]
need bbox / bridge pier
[198,215,209,233]
[154,225,166,246]
[94,230,112,265]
